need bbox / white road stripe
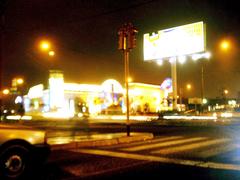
[121,137,208,152]
[196,143,240,158]
[73,149,240,171]
[151,138,229,155]
[103,136,183,150]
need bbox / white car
[0,124,50,179]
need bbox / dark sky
[1,0,240,98]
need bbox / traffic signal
[118,23,138,50]
[128,26,138,49]
[118,28,125,50]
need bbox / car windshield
[1,0,240,179]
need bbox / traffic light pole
[124,49,130,136]
[118,23,137,137]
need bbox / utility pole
[0,13,5,111]
[118,23,137,136]
[0,0,8,111]
[201,61,204,113]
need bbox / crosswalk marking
[121,136,208,152]
[151,138,229,155]
[102,136,183,150]
[74,149,240,171]
[196,143,240,158]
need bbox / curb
[51,132,154,150]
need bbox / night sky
[1,0,240,98]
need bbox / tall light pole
[192,52,211,113]
[0,8,6,110]
[118,23,137,136]
[38,39,56,69]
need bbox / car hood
[0,123,47,145]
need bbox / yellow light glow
[163,115,217,120]
[224,89,229,94]
[186,84,192,90]
[39,40,51,51]
[203,98,208,104]
[48,50,55,57]
[6,115,32,120]
[2,89,10,95]
[220,40,230,50]
[128,77,133,82]
[17,78,24,85]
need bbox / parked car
[0,124,50,179]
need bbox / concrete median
[51,132,154,150]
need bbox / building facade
[24,71,171,118]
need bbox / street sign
[188,98,202,104]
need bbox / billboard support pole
[171,57,178,111]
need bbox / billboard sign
[144,21,206,61]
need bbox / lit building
[23,71,172,118]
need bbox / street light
[16,78,24,85]
[48,50,55,57]
[224,89,229,95]
[179,83,192,111]
[2,89,9,95]
[37,39,56,70]
[220,40,230,51]
[186,84,192,90]
[39,40,51,51]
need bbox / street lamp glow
[127,77,133,82]
[39,40,51,51]
[48,50,55,57]
[220,40,230,51]
[203,98,208,104]
[2,89,10,95]
[186,84,192,90]
[224,89,229,94]
[16,78,24,85]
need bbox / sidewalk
[50,132,154,150]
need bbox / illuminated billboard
[144,21,206,61]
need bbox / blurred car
[0,124,50,179]
[0,109,16,121]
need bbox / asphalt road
[4,117,240,179]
